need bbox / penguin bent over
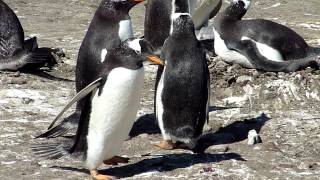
[32,38,164,180]
[0,0,62,71]
[155,13,210,150]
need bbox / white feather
[86,67,144,170]
[100,49,108,63]
[241,36,283,61]
[127,39,142,53]
[213,28,254,68]
[118,19,134,42]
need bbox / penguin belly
[86,67,144,170]
[155,67,171,141]
[213,30,284,68]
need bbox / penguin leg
[90,169,115,180]
[154,140,175,150]
[103,156,129,165]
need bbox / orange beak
[146,55,165,66]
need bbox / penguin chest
[213,30,284,68]
[86,67,144,169]
[213,30,254,68]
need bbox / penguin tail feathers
[30,143,70,159]
[168,126,196,139]
[20,47,65,71]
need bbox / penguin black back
[144,0,172,51]
[156,14,209,149]
[0,0,24,57]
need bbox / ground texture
[0,0,320,179]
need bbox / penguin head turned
[170,13,195,36]
[232,0,251,10]
[99,0,145,17]
[100,38,164,72]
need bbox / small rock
[247,129,262,145]
[22,98,34,104]
[236,75,253,85]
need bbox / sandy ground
[0,0,320,179]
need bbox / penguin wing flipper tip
[30,143,69,159]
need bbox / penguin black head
[99,0,145,17]
[170,13,195,36]
[232,0,251,10]
[99,38,164,73]
[223,0,250,20]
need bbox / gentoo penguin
[36,0,145,139]
[213,0,319,72]
[148,0,219,115]
[155,13,209,150]
[32,38,164,180]
[0,0,61,71]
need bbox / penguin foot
[103,156,129,165]
[90,169,115,180]
[154,140,175,150]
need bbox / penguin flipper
[30,143,69,159]
[46,78,102,130]
[35,112,80,138]
[226,40,319,72]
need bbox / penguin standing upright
[0,0,61,71]
[145,0,220,115]
[37,0,145,138]
[32,38,164,180]
[213,0,319,72]
[155,13,209,150]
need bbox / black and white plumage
[0,0,61,71]
[213,0,319,72]
[36,0,145,139]
[32,38,163,180]
[155,13,209,149]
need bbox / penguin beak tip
[145,55,165,66]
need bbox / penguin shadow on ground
[194,113,271,153]
[28,69,74,82]
[129,113,160,138]
[128,106,241,138]
[54,152,245,178]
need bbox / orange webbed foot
[90,169,115,180]
[154,140,175,150]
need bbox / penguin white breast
[213,29,254,68]
[118,19,134,42]
[241,36,283,62]
[86,67,144,170]
[156,67,171,140]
